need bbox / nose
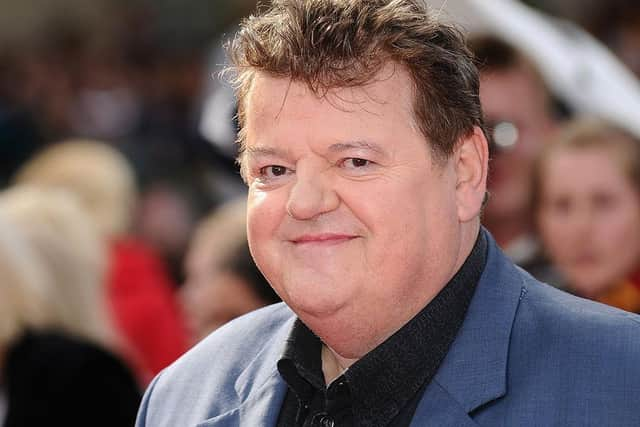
[286,170,339,220]
[566,204,594,240]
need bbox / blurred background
[0,0,259,287]
[0,0,638,286]
[0,0,639,413]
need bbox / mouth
[570,254,598,267]
[290,233,358,245]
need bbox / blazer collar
[429,229,524,414]
[196,373,288,427]
[196,314,295,427]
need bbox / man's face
[181,247,267,342]
[242,65,473,357]
[480,65,555,226]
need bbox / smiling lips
[290,233,357,245]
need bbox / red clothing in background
[107,238,188,384]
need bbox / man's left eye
[342,158,370,168]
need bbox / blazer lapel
[197,315,294,427]
[195,373,288,427]
[417,230,525,420]
[410,380,480,427]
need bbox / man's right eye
[259,165,290,178]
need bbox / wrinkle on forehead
[248,63,418,130]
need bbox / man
[180,198,281,343]
[470,36,560,280]
[137,1,640,426]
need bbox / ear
[454,126,489,222]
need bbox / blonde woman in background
[14,141,136,238]
[0,215,51,372]
[0,186,113,347]
[14,140,188,383]
[534,118,640,312]
[0,212,140,427]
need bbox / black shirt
[276,231,487,427]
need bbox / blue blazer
[137,233,640,426]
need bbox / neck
[321,345,356,384]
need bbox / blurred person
[181,199,280,343]
[470,35,560,280]
[609,15,640,79]
[534,118,640,312]
[574,0,640,79]
[0,186,113,348]
[136,181,198,284]
[0,210,140,427]
[138,1,640,426]
[0,52,46,187]
[13,139,188,383]
[69,49,142,140]
[601,3,640,78]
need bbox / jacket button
[319,416,334,427]
[312,413,335,427]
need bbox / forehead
[243,64,418,141]
[480,67,548,120]
[543,147,630,190]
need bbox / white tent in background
[461,0,640,138]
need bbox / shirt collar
[277,319,324,404]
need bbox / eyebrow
[243,140,386,160]
[327,140,385,155]
[244,145,286,158]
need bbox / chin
[289,296,345,319]
[278,274,352,315]
[570,276,612,298]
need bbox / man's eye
[342,158,370,168]
[259,165,289,178]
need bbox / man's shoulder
[193,302,296,358]
[162,302,294,385]
[519,273,640,339]
[513,272,640,373]
[137,303,295,426]
[460,231,640,376]
[477,273,640,424]
[463,255,640,424]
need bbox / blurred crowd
[0,0,639,425]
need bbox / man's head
[229,0,484,167]
[182,199,281,342]
[227,0,488,359]
[470,36,558,245]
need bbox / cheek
[247,190,289,286]
[600,207,640,262]
[347,180,425,246]
[247,190,283,245]
[538,213,575,261]
[606,205,640,238]
[194,283,221,313]
[362,182,456,275]
[182,278,209,310]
